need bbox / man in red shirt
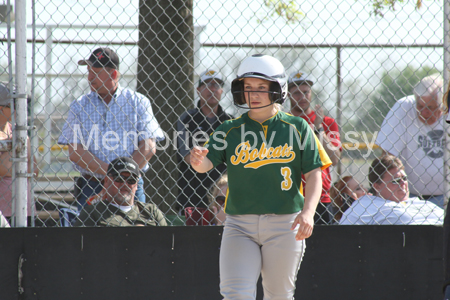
[288,71,342,224]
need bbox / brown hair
[330,176,354,222]
[368,155,404,195]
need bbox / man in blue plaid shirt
[58,47,164,210]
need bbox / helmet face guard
[232,77,284,109]
[231,54,287,109]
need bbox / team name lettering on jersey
[230,141,295,169]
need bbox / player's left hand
[291,210,314,241]
[313,104,324,129]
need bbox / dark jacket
[74,201,167,227]
[177,103,233,209]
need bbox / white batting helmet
[231,54,287,108]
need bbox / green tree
[263,0,424,22]
[358,65,439,131]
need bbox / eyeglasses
[216,195,226,206]
[389,176,408,185]
[112,175,139,185]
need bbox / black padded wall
[0,225,443,300]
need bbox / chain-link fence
[0,0,447,227]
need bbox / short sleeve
[58,101,81,145]
[136,95,165,141]
[300,125,332,174]
[375,98,409,156]
[205,124,227,167]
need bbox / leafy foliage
[371,0,423,17]
[264,0,424,22]
[358,65,439,131]
[260,0,305,24]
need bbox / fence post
[336,46,342,176]
[14,0,28,227]
[43,25,53,167]
[444,0,450,210]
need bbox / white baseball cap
[287,71,314,88]
[198,69,224,88]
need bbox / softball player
[190,54,331,300]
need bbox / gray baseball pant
[219,213,306,300]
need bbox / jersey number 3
[280,167,293,191]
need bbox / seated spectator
[208,174,228,225]
[375,74,445,208]
[329,176,368,223]
[340,155,443,225]
[0,82,38,220]
[74,157,167,227]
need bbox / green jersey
[205,111,331,215]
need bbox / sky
[0,0,445,116]
[21,0,445,68]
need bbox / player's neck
[248,106,278,123]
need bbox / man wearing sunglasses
[74,157,167,227]
[339,155,443,225]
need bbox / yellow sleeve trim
[313,134,332,170]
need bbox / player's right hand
[313,104,324,128]
[292,210,314,241]
[190,146,209,166]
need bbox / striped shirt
[58,85,164,177]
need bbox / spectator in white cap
[0,82,38,223]
[176,69,234,212]
[288,71,342,224]
[58,47,165,211]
